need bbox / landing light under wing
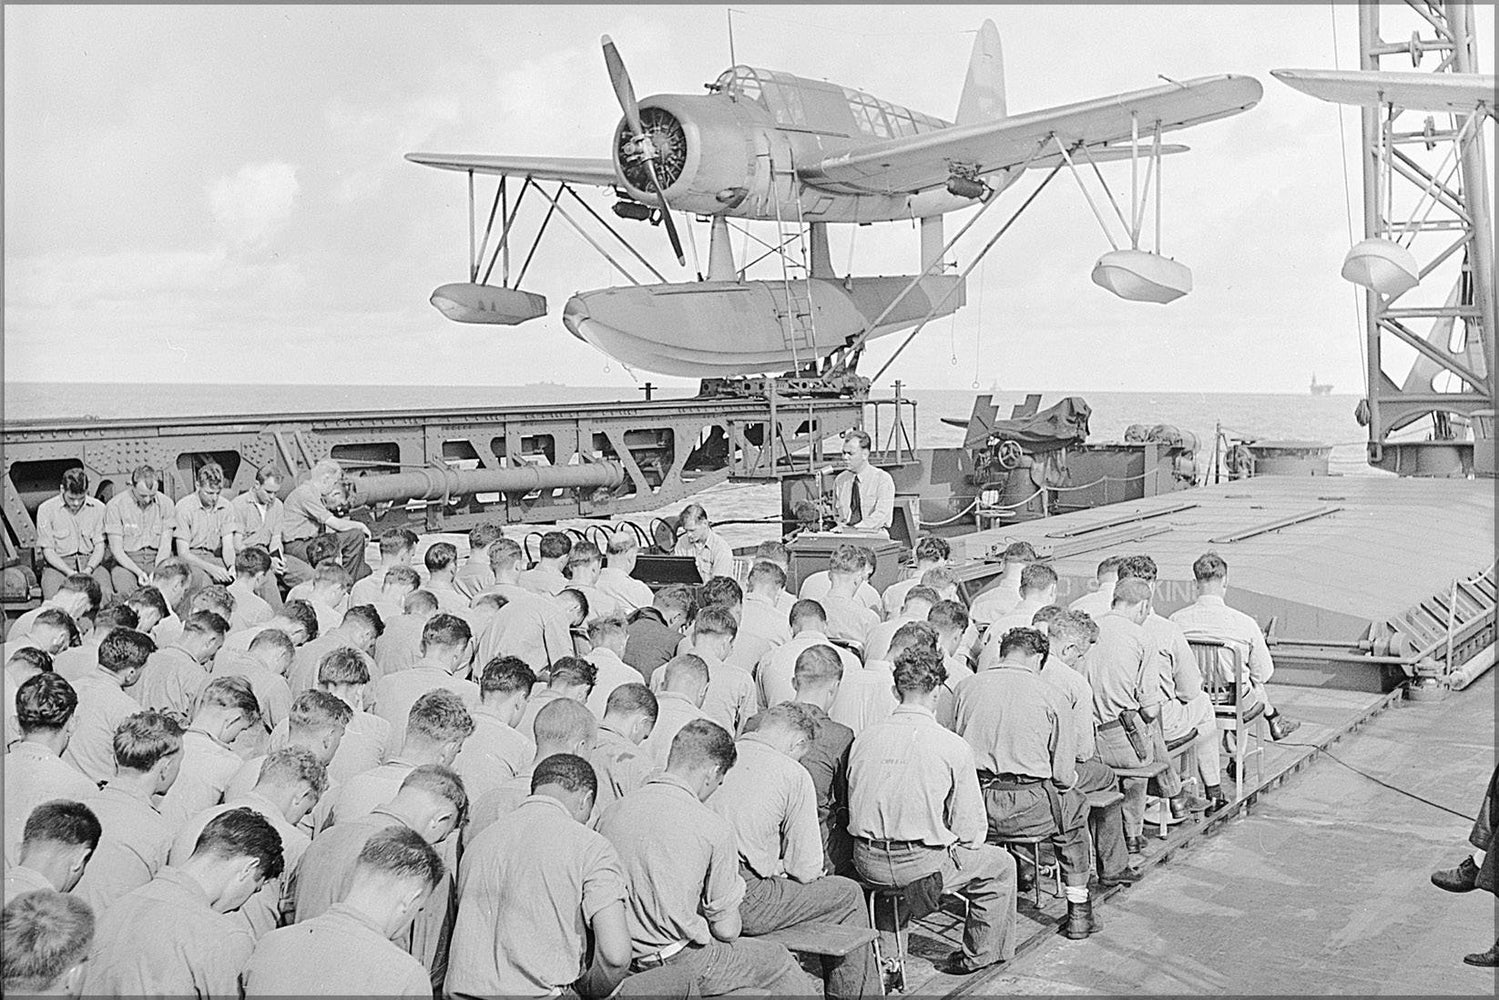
[1272,69,1496,115]
[798,74,1263,196]
[405,153,617,187]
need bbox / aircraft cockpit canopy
[712,66,950,140]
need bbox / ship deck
[894,674,1496,996]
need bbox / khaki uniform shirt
[953,664,1075,785]
[54,641,101,683]
[36,495,106,558]
[1039,660,1097,761]
[672,528,735,583]
[476,593,573,672]
[3,741,99,864]
[595,567,653,613]
[1086,612,1155,722]
[281,481,336,543]
[847,704,986,848]
[63,669,142,785]
[104,489,173,553]
[585,647,641,719]
[231,492,285,550]
[453,706,535,808]
[596,773,746,956]
[1069,583,1116,619]
[244,901,432,998]
[1143,611,1204,704]
[709,735,822,881]
[828,661,898,737]
[136,645,209,720]
[453,560,495,601]
[449,794,628,998]
[517,564,570,598]
[83,867,255,999]
[976,597,1050,668]
[289,631,374,695]
[639,692,710,767]
[724,593,792,674]
[682,649,757,735]
[169,791,309,938]
[375,615,428,678]
[74,784,175,914]
[757,631,860,709]
[3,863,52,904]
[968,576,1022,627]
[798,573,883,615]
[174,493,234,552]
[819,593,880,646]
[591,724,655,815]
[266,709,389,788]
[1169,594,1274,688]
[211,652,292,732]
[227,580,275,631]
[326,760,416,830]
[369,663,479,749]
[160,728,244,828]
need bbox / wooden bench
[1108,758,1171,837]
[754,921,879,958]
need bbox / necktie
[849,476,863,525]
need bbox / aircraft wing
[1272,69,1496,115]
[797,75,1262,196]
[405,153,618,187]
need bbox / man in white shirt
[671,504,734,581]
[596,531,654,612]
[881,535,951,619]
[968,541,1037,628]
[1069,555,1123,619]
[977,563,1059,669]
[832,429,895,537]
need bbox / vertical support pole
[919,216,947,274]
[707,215,737,281]
[1358,2,1384,463]
[468,170,477,282]
[501,176,510,286]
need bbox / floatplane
[408,21,1263,381]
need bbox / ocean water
[2,382,1376,550]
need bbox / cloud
[207,161,300,246]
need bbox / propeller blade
[644,161,686,266]
[601,35,643,137]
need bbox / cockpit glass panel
[719,66,949,137]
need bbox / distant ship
[1310,373,1333,395]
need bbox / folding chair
[1188,638,1266,801]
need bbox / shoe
[1097,866,1144,887]
[1170,791,1212,817]
[942,950,1001,975]
[1268,714,1301,741]
[1431,856,1480,893]
[1061,897,1101,939]
[882,960,907,993]
[1462,940,1499,967]
[1203,786,1230,812]
[1126,835,1146,854]
[1144,800,1185,828]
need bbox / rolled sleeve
[782,770,824,882]
[701,832,747,921]
[580,843,630,921]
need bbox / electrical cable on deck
[1276,742,1478,821]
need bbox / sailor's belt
[977,771,1046,790]
[857,836,933,850]
[1097,717,1126,732]
[632,940,688,970]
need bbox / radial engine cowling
[612,94,762,217]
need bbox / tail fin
[955,20,1006,125]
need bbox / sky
[4,4,1494,394]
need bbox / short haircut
[1117,554,1158,582]
[382,566,422,593]
[280,599,320,641]
[998,626,1050,660]
[314,561,352,591]
[31,608,78,646]
[424,541,458,574]
[700,576,743,610]
[752,540,789,569]
[126,586,169,620]
[828,544,863,575]
[479,656,536,698]
[1111,578,1153,608]
[653,584,695,617]
[531,752,598,799]
[92,602,139,633]
[667,718,736,774]
[470,593,504,614]
[6,647,53,675]
[21,801,101,853]
[1019,563,1059,594]
[692,604,738,641]
[1193,551,1228,582]
[305,539,339,568]
[404,590,440,616]
[399,764,468,820]
[1,890,95,994]
[754,702,817,742]
[793,644,844,688]
[661,653,709,690]
[354,825,444,891]
[112,711,184,771]
[556,589,589,623]
[97,629,154,677]
[1001,541,1038,564]
[188,586,234,620]
[287,689,352,735]
[893,645,948,695]
[191,806,284,880]
[747,561,787,592]
[406,689,475,745]
[548,656,597,691]
[56,573,102,616]
[318,647,370,686]
[151,559,192,590]
[131,465,160,486]
[920,566,958,593]
[533,697,598,747]
[604,682,658,722]
[418,613,470,651]
[678,504,709,527]
[253,464,280,486]
[235,546,273,577]
[197,676,261,724]
[855,547,878,574]
[1030,604,1066,628]
[183,610,229,639]
[843,428,872,451]
[342,604,386,638]
[585,614,629,644]
[1096,555,1125,577]
[15,673,77,734]
[605,531,638,556]
[890,620,938,659]
[1049,610,1099,648]
[789,599,828,629]
[928,600,969,633]
[567,541,603,569]
[914,535,951,564]
[256,746,329,796]
[378,528,418,557]
[195,462,225,488]
[468,524,506,551]
[489,538,524,571]
[538,531,573,560]
[248,627,295,662]
[901,585,942,613]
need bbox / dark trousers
[739,868,879,999]
[1073,757,1130,877]
[628,938,816,997]
[981,780,1092,885]
[284,530,371,582]
[853,839,1016,966]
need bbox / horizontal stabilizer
[1272,69,1496,115]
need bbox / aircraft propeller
[602,34,686,266]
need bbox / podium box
[786,533,907,595]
